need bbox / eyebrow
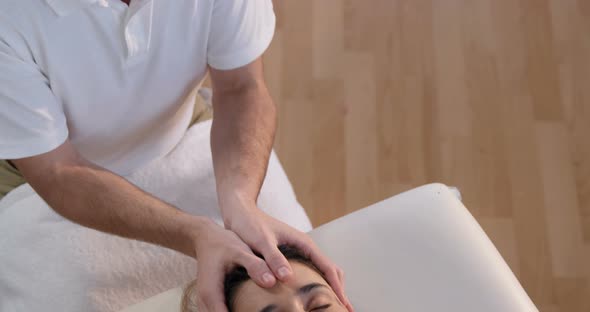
[258,283,329,312]
[297,282,328,296]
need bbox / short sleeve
[207,0,276,70]
[0,39,68,159]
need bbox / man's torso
[0,0,214,175]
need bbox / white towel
[0,120,312,312]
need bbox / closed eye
[311,303,331,311]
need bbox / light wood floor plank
[265,0,590,310]
[535,122,584,278]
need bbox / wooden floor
[260,0,590,311]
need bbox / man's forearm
[31,161,209,258]
[210,82,277,224]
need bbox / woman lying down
[182,245,348,312]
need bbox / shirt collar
[45,0,100,16]
[45,0,154,62]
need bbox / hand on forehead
[233,261,347,312]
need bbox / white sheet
[0,120,312,312]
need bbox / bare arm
[11,141,210,258]
[12,136,280,312]
[200,57,354,312]
[209,57,277,226]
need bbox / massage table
[121,183,538,312]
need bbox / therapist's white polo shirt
[0,0,275,175]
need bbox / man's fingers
[197,288,228,312]
[196,265,229,312]
[292,238,354,312]
[337,267,345,287]
[323,265,354,311]
[337,266,355,311]
[258,243,293,282]
[324,266,347,303]
[197,287,228,312]
[241,252,276,287]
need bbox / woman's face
[232,261,348,312]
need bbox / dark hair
[180,244,321,312]
[224,244,321,311]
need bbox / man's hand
[221,195,355,312]
[207,57,353,311]
[192,218,278,312]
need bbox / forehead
[233,261,329,311]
